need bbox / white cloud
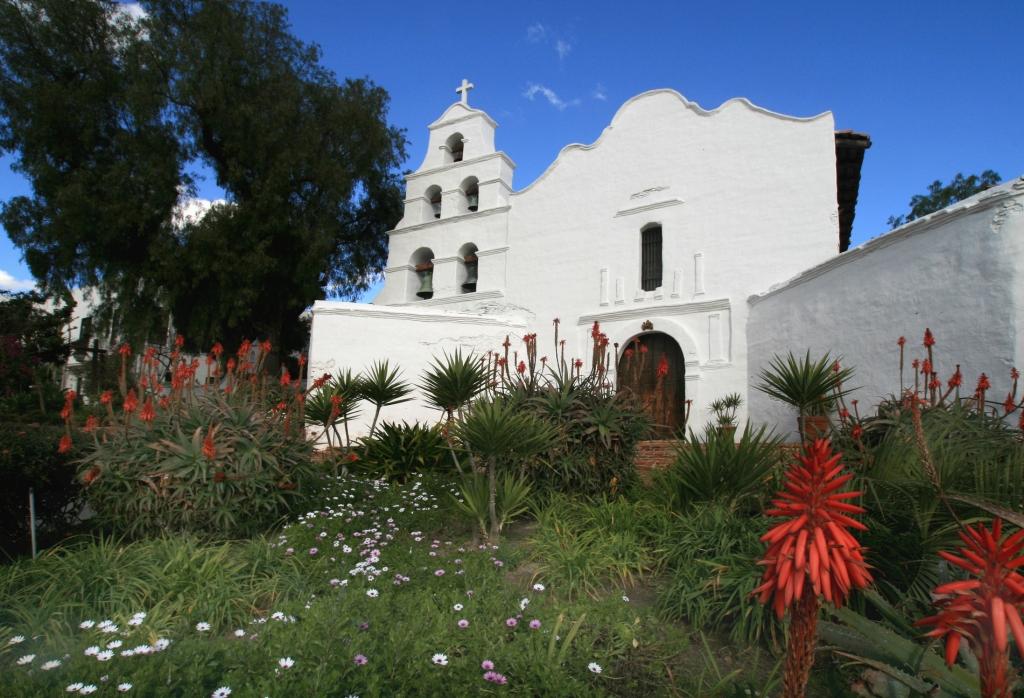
[172,196,229,229]
[112,2,146,22]
[555,39,572,60]
[0,269,36,292]
[526,23,547,43]
[522,83,580,111]
[592,83,607,101]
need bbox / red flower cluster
[755,439,872,617]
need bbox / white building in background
[309,81,1023,439]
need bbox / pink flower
[483,671,508,685]
[457,619,469,629]
[505,618,517,628]
[434,569,445,576]
[529,619,541,630]
[353,654,367,666]
[481,660,494,671]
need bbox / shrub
[651,423,785,514]
[353,421,453,482]
[0,421,85,558]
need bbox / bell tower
[377,80,516,305]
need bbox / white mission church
[308,81,1024,438]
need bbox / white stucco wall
[747,176,1024,439]
[307,301,527,435]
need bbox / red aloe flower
[57,434,72,454]
[917,519,1024,697]
[202,429,216,460]
[516,361,526,375]
[573,358,583,369]
[1004,393,1015,415]
[211,341,224,357]
[949,366,963,389]
[174,334,185,348]
[100,390,114,405]
[122,389,138,414]
[298,354,307,367]
[656,355,669,378]
[897,336,906,348]
[83,415,99,433]
[118,343,132,357]
[280,368,292,387]
[140,398,156,424]
[754,439,872,698]
[923,328,936,347]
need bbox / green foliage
[359,360,412,439]
[455,397,559,467]
[353,421,452,482]
[528,495,670,600]
[420,349,487,419]
[78,391,315,538]
[0,0,407,351]
[652,423,785,514]
[453,471,533,539]
[709,392,742,427]
[657,503,779,648]
[0,422,85,558]
[818,592,980,697]
[755,350,855,417]
[888,170,1001,229]
[0,290,71,417]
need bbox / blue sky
[2,0,1022,294]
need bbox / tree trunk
[487,457,499,543]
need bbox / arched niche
[445,132,465,163]
[460,176,479,213]
[457,242,479,294]
[409,247,435,300]
[425,185,442,220]
[616,331,685,436]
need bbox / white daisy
[588,661,603,674]
[100,624,119,634]
[66,683,84,693]
[41,659,62,670]
[106,640,123,649]
[79,620,96,629]
[519,597,530,610]
[211,688,232,698]
[278,656,295,669]
[195,622,211,632]
[365,588,379,598]
[233,629,246,638]
[84,645,101,656]
[16,654,35,665]
[96,650,114,661]
[153,638,171,651]
[453,603,463,611]
[117,683,133,692]
[8,635,25,645]
[80,686,98,695]
[533,583,545,591]
[431,652,448,666]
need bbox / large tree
[0,0,407,352]
[887,170,1001,229]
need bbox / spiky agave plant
[916,519,1024,698]
[753,438,873,698]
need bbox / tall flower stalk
[754,439,872,698]
[916,519,1024,698]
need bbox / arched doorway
[617,332,686,437]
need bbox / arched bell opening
[616,331,686,437]
[460,176,479,213]
[410,247,435,300]
[425,185,442,220]
[445,132,465,163]
[458,242,479,294]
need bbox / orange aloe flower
[202,429,216,460]
[754,439,872,698]
[917,519,1024,697]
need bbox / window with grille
[641,225,663,291]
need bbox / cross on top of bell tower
[455,78,474,106]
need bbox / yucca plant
[304,368,362,448]
[452,471,533,541]
[756,350,855,433]
[653,423,785,514]
[420,350,487,422]
[453,397,558,542]
[359,360,412,440]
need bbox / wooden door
[616,332,686,437]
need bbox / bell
[416,268,433,299]
[462,261,478,291]
[431,201,441,219]
[467,193,479,212]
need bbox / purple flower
[308,547,318,556]
[353,654,368,666]
[505,618,517,628]
[358,622,370,631]
[529,619,541,630]
[483,671,508,685]
[481,660,494,671]
[457,619,469,629]
[434,569,445,576]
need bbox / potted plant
[709,392,742,438]
[755,351,854,441]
